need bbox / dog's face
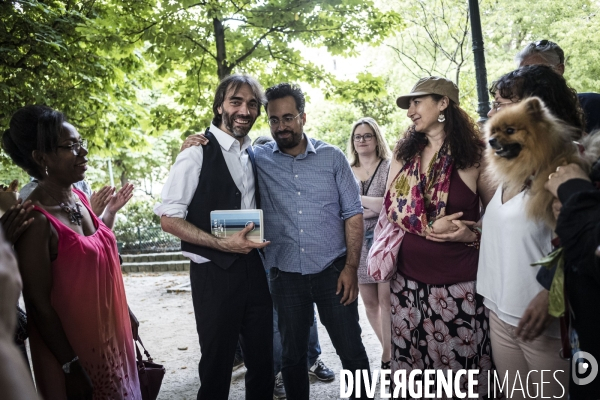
[488,131,523,159]
[485,97,549,164]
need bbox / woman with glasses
[487,64,585,135]
[382,76,495,396]
[2,105,141,400]
[477,64,586,398]
[346,117,392,369]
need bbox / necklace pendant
[72,203,83,226]
[60,202,83,226]
[39,186,84,226]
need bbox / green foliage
[130,0,402,133]
[307,100,360,152]
[370,0,600,123]
[5,0,599,232]
[306,93,401,153]
[112,198,176,253]
[89,129,185,190]
[329,73,400,126]
[0,152,28,187]
[378,0,480,119]
[1,0,401,186]
[113,198,160,233]
[481,0,600,92]
[0,0,151,147]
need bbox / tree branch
[183,34,217,60]
[230,27,280,69]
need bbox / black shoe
[308,358,335,382]
[232,353,244,371]
[381,360,391,369]
[273,372,286,399]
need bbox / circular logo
[572,351,598,386]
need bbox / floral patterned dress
[389,273,493,398]
[386,149,494,399]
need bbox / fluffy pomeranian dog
[485,96,593,229]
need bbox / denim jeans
[273,304,321,375]
[269,256,370,400]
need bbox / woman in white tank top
[476,65,587,399]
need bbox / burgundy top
[398,167,480,285]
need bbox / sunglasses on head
[531,39,564,63]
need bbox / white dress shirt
[154,124,256,263]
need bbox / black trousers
[190,251,274,400]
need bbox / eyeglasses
[353,133,375,142]
[268,113,302,128]
[534,39,550,47]
[489,100,519,112]
[57,139,88,154]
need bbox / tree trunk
[213,18,231,80]
[113,159,129,187]
[120,170,128,188]
[455,65,460,88]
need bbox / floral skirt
[390,271,494,399]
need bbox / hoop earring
[437,113,446,123]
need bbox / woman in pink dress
[2,105,141,400]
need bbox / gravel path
[124,272,385,400]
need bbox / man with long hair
[155,74,273,400]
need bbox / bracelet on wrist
[427,219,435,233]
[464,227,481,249]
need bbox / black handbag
[135,337,165,400]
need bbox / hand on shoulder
[180,134,208,153]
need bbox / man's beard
[223,111,255,138]
[273,129,303,149]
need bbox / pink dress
[28,189,141,400]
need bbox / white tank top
[477,185,560,338]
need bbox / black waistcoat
[181,129,260,269]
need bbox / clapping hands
[106,183,134,215]
[90,183,135,217]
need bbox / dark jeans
[190,251,273,400]
[269,256,371,400]
[273,304,321,375]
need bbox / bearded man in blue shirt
[256,83,371,400]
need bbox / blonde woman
[347,117,392,368]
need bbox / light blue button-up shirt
[255,135,363,274]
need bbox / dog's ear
[524,97,544,119]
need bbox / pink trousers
[488,311,569,399]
